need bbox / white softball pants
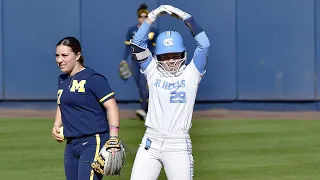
[130,127,194,180]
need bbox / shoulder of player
[58,73,68,81]
[186,59,194,66]
[185,60,196,70]
[84,68,108,81]
[184,59,205,77]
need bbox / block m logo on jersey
[70,80,86,92]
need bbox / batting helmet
[155,31,185,55]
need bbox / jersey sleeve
[184,16,210,74]
[192,32,210,74]
[140,57,157,81]
[88,75,115,104]
[186,60,205,86]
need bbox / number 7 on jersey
[57,89,63,104]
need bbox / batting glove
[148,5,172,23]
[163,5,191,21]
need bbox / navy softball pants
[130,59,149,112]
[64,133,109,180]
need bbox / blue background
[0,0,319,107]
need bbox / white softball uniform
[130,58,204,180]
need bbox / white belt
[145,127,190,139]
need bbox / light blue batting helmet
[155,31,185,55]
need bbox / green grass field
[0,118,320,180]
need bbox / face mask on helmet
[155,51,186,75]
[154,31,187,76]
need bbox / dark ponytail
[78,55,84,65]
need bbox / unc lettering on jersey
[154,79,185,90]
[70,80,86,92]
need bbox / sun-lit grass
[0,118,319,180]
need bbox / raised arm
[185,17,210,74]
[131,6,171,71]
[165,6,210,74]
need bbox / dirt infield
[0,108,319,120]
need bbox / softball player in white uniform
[129,5,210,180]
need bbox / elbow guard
[130,41,151,63]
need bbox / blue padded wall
[237,0,315,100]
[0,0,3,99]
[3,0,80,99]
[0,0,319,104]
[315,0,320,100]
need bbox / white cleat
[136,109,147,121]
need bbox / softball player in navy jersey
[129,5,210,180]
[121,3,159,120]
[52,37,121,180]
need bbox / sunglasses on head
[139,15,148,18]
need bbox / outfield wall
[0,0,319,104]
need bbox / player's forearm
[184,16,203,37]
[106,99,120,137]
[131,20,153,49]
[184,17,210,52]
[54,106,62,127]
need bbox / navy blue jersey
[123,24,158,60]
[57,68,115,138]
